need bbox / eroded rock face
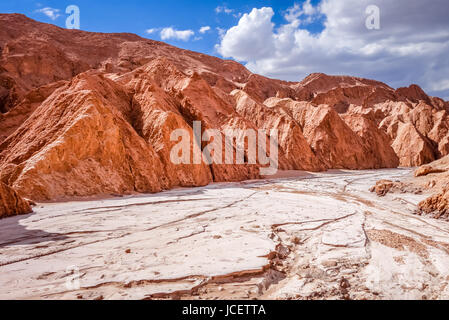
[0,73,169,201]
[413,156,449,219]
[0,182,32,218]
[0,81,66,143]
[419,189,449,219]
[341,110,399,168]
[1,14,449,202]
[295,73,449,167]
[233,91,324,171]
[128,58,260,182]
[120,64,213,188]
[371,156,449,219]
[390,122,435,167]
[264,98,398,169]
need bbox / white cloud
[35,7,61,20]
[284,0,320,25]
[217,7,276,61]
[199,26,211,34]
[216,0,449,98]
[146,28,158,34]
[303,0,317,16]
[160,27,195,41]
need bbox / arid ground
[2,168,449,300]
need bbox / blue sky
[1,0,449,99]
[0,0,322,56]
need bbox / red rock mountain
[0,14,448,204]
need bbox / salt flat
[1,168,449,300]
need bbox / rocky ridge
[0,14,448,208]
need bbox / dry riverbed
[1,168,449,300]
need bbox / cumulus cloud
[199,26,211,34]
[160,27,195,41]
[217,7,276,61]
[35,7,61,20]
[216,0,449,98]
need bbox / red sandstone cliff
[1,14,448,204]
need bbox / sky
[1,0,448,99]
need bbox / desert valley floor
[1,168,449,300]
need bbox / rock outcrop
[419,189,449,220]
[0,72,169,200]
[0,182,32,218]
[372,155,449,219]
[414,156,449,219]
